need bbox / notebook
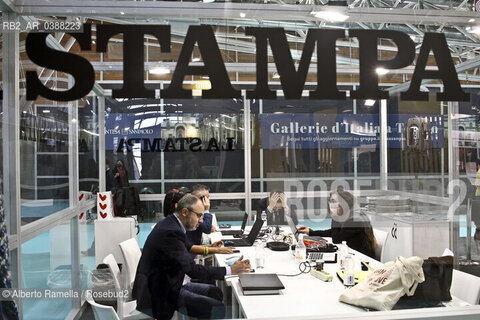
[238,273,285,295]
[221,212,248,236]
[222,218,264,247]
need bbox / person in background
[105,159,115,192]
[112,159,129,188]
[256,190,298,226]
[133,195,251,319]
[187,184,215,246]
[164,189,232,255]
[297,189,376,259]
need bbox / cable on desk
[277,261,312,277]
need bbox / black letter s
[26,24,94,101]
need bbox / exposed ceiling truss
[3,0,480,90]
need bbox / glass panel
[22,223,73,320]
[252,96,380,224]
[20,104,70,223]
[79,96,99,193]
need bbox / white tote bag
[339,256,425,311]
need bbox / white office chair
[373,229,388,262]
[119,238,142,291]
[103,254,152,320]
[451,269,480,305]
[86,290,121,320]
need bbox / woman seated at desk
[163,188,232,255]
[297,190,376,259]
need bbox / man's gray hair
[175,194,201,214]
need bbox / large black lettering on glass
[401,33,469,101]
[26,24,94,101]
[96,24,171,98]
[161,25,240,99]
[350,29,415,100]
[246,28,345,100]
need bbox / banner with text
[260,114,444,149]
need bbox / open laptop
[220,212,248,236]
[222,217,264,247]
[285,213,299,241]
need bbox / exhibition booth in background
[2,0,480,319]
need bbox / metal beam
[14,1,480,25]
[2,11,22,318]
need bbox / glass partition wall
[3,4,480,319]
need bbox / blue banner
[260,114,444,149]
[105,113,162,150]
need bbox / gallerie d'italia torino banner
[261,114,444,149]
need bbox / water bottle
[255,240,265,268]
[295,234,307,264]
[338,241,349,270]
[343,254,355,287]
[261,210,267,222]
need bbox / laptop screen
[240,212,249,231]
[285,213,298,241]
[247,217,265,244]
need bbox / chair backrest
[451,269,480,305]
[103,254,122,292]
[103,254,125,318]
[373,229,388,262]
[86,291,121,320]
[119,238,142,287]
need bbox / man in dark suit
[133,194,251,320]
[256,191,298,226]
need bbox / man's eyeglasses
[187,208,204,219]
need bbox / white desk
[212,229,472,319]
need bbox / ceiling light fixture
[364,99,376,106]
[311,10,349,22]
[470,26,480,35]
[376,68,389,76]
[240,12,246,18]
[149,64,170,75]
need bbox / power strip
[310,269,333,282]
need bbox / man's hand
[214,247,234,254]
[280,193,288,210]
[211,241,223,247]
[268,193,279,210]
[297,226,310,234]
[201,196,211,211]
[230,256,251,274]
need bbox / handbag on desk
[339,256,425,311]
[400,256,453,302]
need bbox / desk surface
[213,228,470,319]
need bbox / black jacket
[308,214,375,259]
[132,214,227,320]
[256,197,298,226]
[105,168,115,192]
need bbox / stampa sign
[25,24,469,102]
